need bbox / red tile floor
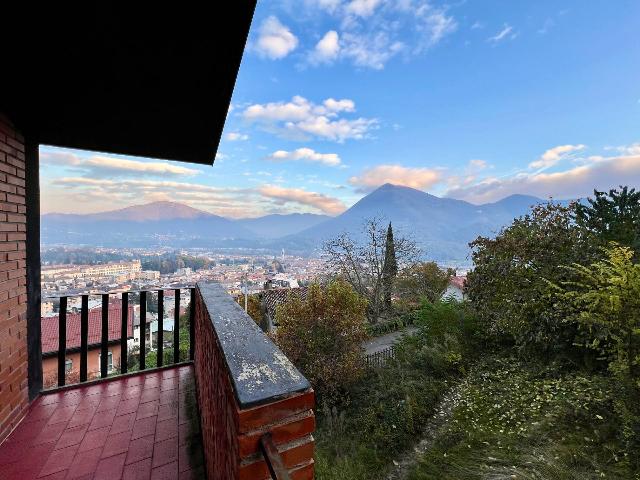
[0,365,204,479]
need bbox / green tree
[575,186,640,254]
[551,245,640,464]
[466,202,596,354]
[382,223,398,310]
[396,261,454,306]
[323,218,418,323]
[274,280,368,405]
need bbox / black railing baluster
[100,294,109,378]
[57,297,67,387]
[189,287,195,361]
[121,292,128,374]
[174,289,180,364]
[80,294,89,382]
[140,291,147,370]
[157,290,164,368]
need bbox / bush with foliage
[550,244,640,465]
[466,201,597,355]
[395,261,454,307]
[576,186,640,255]
[274,280,368,404]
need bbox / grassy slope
[408,355,634,480]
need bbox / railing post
[189,287,195,361]
[57,297,67,387]
[260,433,291,480]
[121,292,128,374]
[100,293,109,378]
[140,291,147,370]
[79,295,89,382]
[174,289,180,364]
[157,289,164,368]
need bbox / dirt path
[385,380,466,480]
[363,326,420,355]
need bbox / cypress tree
[382,222,397,310]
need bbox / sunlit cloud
[528,144,586,170]
[447,153,640,204]
[266,148,342,166]
[349,164,442,192]
[258,185,346,215]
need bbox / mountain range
[41,184,547,263]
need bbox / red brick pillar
[0,114,28,443]
[194,283,315,480]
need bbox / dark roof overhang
[1,3,257,165]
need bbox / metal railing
[364,345,395,368]
[44,287,195,388]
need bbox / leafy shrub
[466,202,597,356]
[274,280,368,405]
[550,245,640,467]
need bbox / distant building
[41,260,142,281]
[445,275,466,300]
[138,270,160,281]
[261,287,308,331]
[41,304,134,388]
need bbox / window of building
[99,351,114,372]
[65,358,72,373]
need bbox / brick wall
[0,114,28,443]
[194,287,315,480]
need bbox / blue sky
[41,0,640,217]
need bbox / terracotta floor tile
[100,430,132,459]
[53,423,88,450]
[65,446,102,479]
[122,457,152,480]
[131,416,157,440]
[37,443,79,477]
[110,412,136,435]
[150,460,179,480]
[77,425,111,453]
[124,434,155,465]
[155,418,178,443]
[152,437,179,468]
[88,408,116,431]
[93,452,127,480]
[0,367,201,480]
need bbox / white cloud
[46,176,348,217]
[258,185,346,215]
[267,148,341,166]
[304,1,456,69]
[349,164,442,192]
[468,159,488,170]
[225,132,249,141]
[610,142,640,155]
[310,30,340,64]
[254,16,298,59]
[340,32,405,70]
[488,24,516,43]
[529,144,586,170]
[40,150,199,177]
[447,153,640,204]
[242,96,377,142]
[346,0,382,17]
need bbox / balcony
[0,282,315,480]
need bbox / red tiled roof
[449,276,466,289]
[262,287,309,319]
[41,305,134,354]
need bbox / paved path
[363,326,420,355]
